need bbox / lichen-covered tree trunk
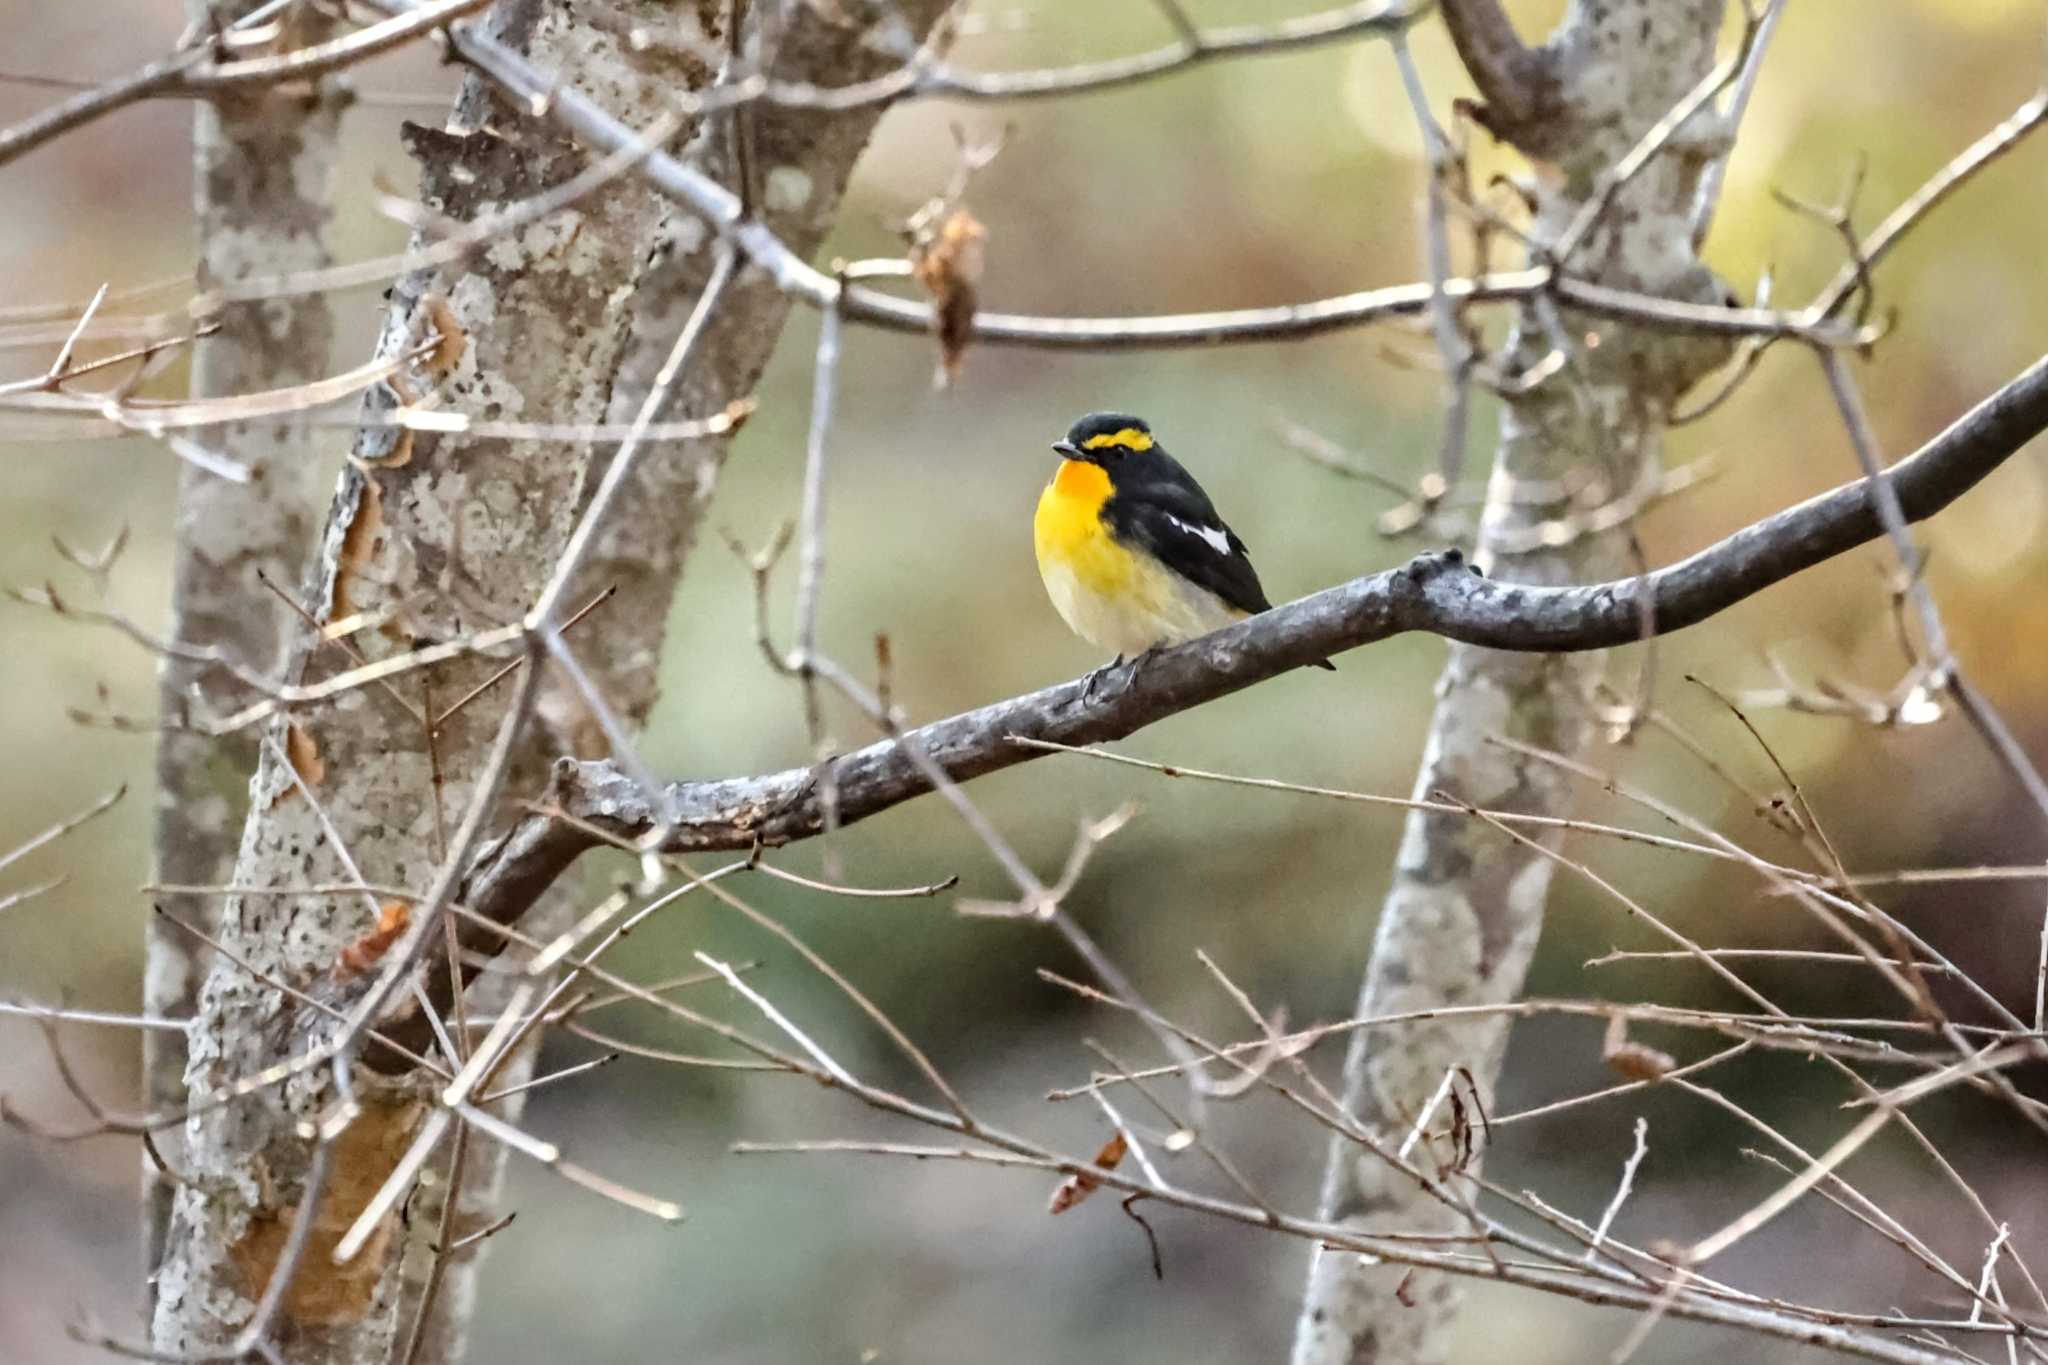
[146,0,343,1307]
[1293,5,1734,1362]
[149,1,952,1359]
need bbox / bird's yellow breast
[1034,458,1125,591]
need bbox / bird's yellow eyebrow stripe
[1081,428,1153,452]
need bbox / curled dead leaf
[267,723,326,808]
[335,901,411,981]
[1607,1044,1677,1082]
[288,722,324,784]
[331,475,385,621]
[1603,1013,1675,1082]
[1048,1131,1127,1214]
[419,293,468,378]
[909,207,986,388]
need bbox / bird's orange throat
[1036,458,1115,567]
[1050,457,1112,507]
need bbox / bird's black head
[1052,412,1155,464]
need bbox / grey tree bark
[148,1,952,1361]
[146,0,344,1309]
[1293,4,1735,1362]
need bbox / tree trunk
[146,0,343,1310]
[1293,4,1735,1362]
[149,1,953,1359]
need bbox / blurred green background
[4,1,2047,1361]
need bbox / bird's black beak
[1051,439,1082,459]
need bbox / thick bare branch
[1438,0,1557,138]
[454,352,2048,937]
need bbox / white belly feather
[1039,552,1248,658]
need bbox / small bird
[1033,412,1332,673]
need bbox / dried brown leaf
[1603,1013,1676,1082]
[1048,1131,1127,1214]
[334,901,411,981]
[268,723,326,808]
[288,721,325,785]
[419,293,467,378]
[331,475,385,622]
[909,208,986,388]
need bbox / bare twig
[1586,1118,1649,1264]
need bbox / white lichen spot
[475,474,527,531]
[668,215,707,259]
[199,1279,260,1328]
[690,458,719,501]
[764,167,814,215]
[191,793,230,835]
[143,941,193,1008]
[485,213,586,275]
[567,221,615,279]
[475,214,517,278]
[290,136,338,211]
[204,225,291,295]
[449,273,499,335]
[1503,857,1552,921]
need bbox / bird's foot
[1082,647,1167,705]
[1081,653,1127,705]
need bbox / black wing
[1103,479,1273,617]
[1105,447,1337,668]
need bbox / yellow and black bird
[1034,412,1332,670]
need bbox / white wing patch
[1164,512,1233,558]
